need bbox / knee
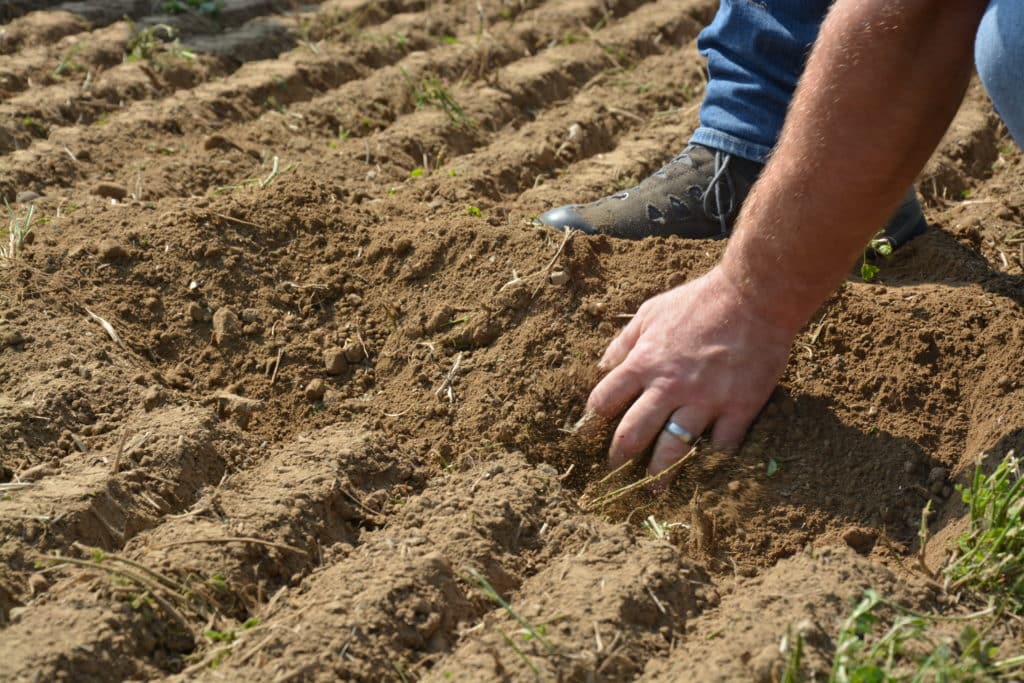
[975,1,1022,108]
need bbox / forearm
[718,0,987,332]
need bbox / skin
[587,0,990,484]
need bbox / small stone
[98,239,128,261]
[15,191,40,204]
[323,347,347,375]
[93,182,128,200]
[211,307,241,345]
[548,269,570,286]
[188,302,211,323]
[305,378,326,401]
[394,238,413,256]
[927,466,947,485]
[343,340,365,363]
[142,386,162,411]
[240,308,260,323]
[2,329,25,346]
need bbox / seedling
[860,230,893,282]
[410,167,425,178]
[53,44,83,76]
[642,515,684,541]
[124,21,195,63]
[466,568,553,652]
[404,71,473,128]
[2,200,35,264]
[466,205,482,217]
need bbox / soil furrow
[0,426,418,681]
[424,525,708,682]
[0,4,485,199]
[187,452,579,681]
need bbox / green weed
[410,167,425,178]
[946,450,1024,611]
[828,589,1021,682]
[466,205,483,217]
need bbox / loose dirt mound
[1,1,1022,680]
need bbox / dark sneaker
[537,143,762,239]
[538,144,928,247]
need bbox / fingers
[647,405,713,486]
[710,410,757,454]
[586,363,643,418]
[608,389,674,470]
[598,314,643,372]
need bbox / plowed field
[2,1,1023,681]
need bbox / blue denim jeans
[690,0,1024,163]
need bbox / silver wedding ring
[664,420,694,444]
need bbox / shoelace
[702,150,737,237]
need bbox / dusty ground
[1,1,1023,681]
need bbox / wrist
[713,246,819,337]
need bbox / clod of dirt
[211,307,241,345]
[187,302,211,323]
[841,526,877,555]
[202,134,244,152]
[343,340,365,363]
[98,239,128,261]
[214,391,262,428]
[142,386,163,412]
[2,329,24,346]
[305,378,326,401]
[323,346,348,375]
[92,181,127,200]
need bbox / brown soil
[2,1,1023,681]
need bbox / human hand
[587,266,798,485]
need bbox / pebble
[927,466,947,485]
[92,181,128,200]
[548,269,570,286]
[98,239,128,261]
[305,378,326,401]
[187,302,211,323]
[15,191,40,203]
[323,347,347,375]
[212,307,241,344]
[240,308,260,323]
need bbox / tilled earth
[1,1,1023,681]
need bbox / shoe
[537,143,762,239]
[538,144,928,248]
